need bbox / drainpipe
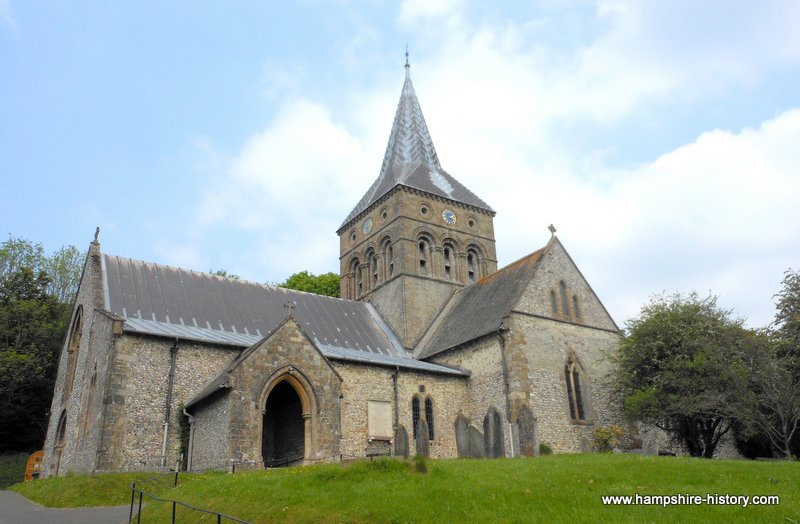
[161,339,179,468]
[497,329,515,458]
[183,408,195,472]
[392,366,400,449]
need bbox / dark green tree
[278,271,340,298]
[0,268,70,451]
[615,293,748,458]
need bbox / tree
[615,293,748,458]
[278,271,340,298]
[736,268,800,459]
[0,236,85,303]
[734,329,800,459]
[0,268,70,451]
[210,269,240,280]
[773,269,800,354]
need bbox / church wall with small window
[335,362,470,460]
[503,311,619,453]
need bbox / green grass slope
[12,455,800,523]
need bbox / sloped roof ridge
[415,243,548,359]
[103,253,354,304]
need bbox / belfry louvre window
[565,359,586,420]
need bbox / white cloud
[188,1,800,328]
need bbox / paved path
[0,490,132,524]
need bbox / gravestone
[483,408,504,458]
[416,419,429,457]
[455,415,470,457]
[394,426,409,458]
[516,405,537,457]
[467,425,485,458]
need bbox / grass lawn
[11,454,800,523]
[0,452,29,489]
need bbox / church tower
[338,60,497,348]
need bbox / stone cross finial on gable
[548,224,557,236]
[92,226,100,245]
[283,300,297,317]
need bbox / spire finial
[405,45,410,77]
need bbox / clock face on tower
[442,208,457,225]
[362,217,373,235]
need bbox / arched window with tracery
[565,357,587,421]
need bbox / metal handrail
[129,482,250,524]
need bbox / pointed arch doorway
[262,375,311,468]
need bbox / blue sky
[2,0,799,328]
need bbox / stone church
[42,63,621,476]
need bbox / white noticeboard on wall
[367,400,392,440]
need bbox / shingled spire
[338,60,493,230]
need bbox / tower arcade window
[350,258,361,297]
[418,239,429,275]
[365,248,376,288]
[466,249,478,283]
[443,244,453,280]
[381,238,394,279]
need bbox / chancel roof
[339,65,493,230]
[416,248,546,359]
[102,254,466,376]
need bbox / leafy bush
[538,442,553,455]
[592,425,626,452]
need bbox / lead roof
[339,65,493,230]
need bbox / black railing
[129,482,250,524]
